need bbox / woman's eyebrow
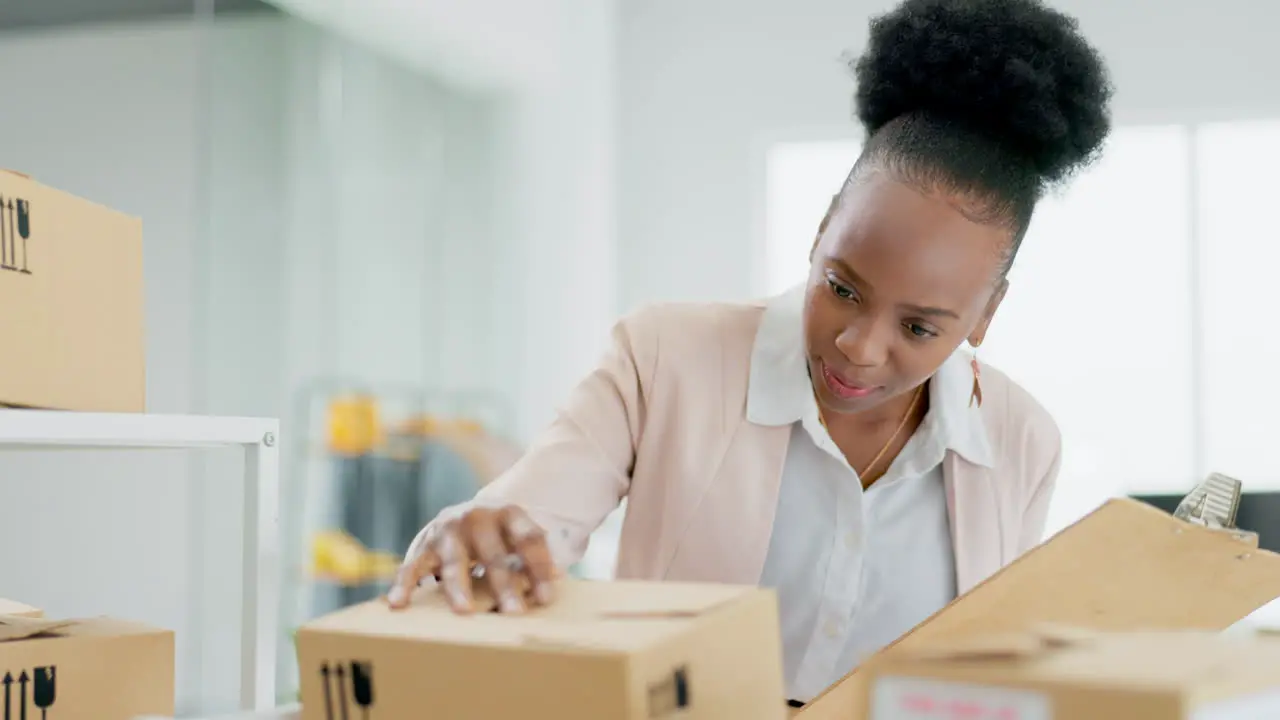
[901,303,960,320]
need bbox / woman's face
[804,173,1010,416]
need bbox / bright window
[1196,120,1280,487]
[981,127,1196,535]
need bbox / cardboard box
[0,170,144,412]
[0,614,173,720]
[296,578,787,720]
[0,599,42,619]
[858,627,1280,719]
[795,499,1280,719]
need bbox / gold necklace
[817,384,924,480]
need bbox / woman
[392,0,1112,703]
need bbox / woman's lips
[821,361,880,400]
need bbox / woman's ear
[811,193,842,260]
[967,278,1009,348]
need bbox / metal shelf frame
[0,410,280,712]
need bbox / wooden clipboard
[796,498,1280,719]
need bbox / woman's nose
[834,318,890,368]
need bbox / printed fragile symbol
[0,196,32,274]
[321,660,374,720]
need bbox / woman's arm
[392,312,654,610]
[1017,431,1062,553]
[464,314,652,566]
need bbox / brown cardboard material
[795,498,1280,719]
[0,614,173,720]
[0,599,43,619]
[859,627,1280,719]
[296,578,787,720]
[0,169,144,412]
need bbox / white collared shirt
[751,285,994,702]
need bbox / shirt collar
[746,283,993,468]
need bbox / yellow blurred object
[310,530,400,585]
[397,414,438,437]
[326,395,382,455]
[311,530,366,583]
[367,551,401,580]
[396,414,485,438]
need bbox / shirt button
[824,620,842,638]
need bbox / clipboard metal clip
[1173,472,1259,545]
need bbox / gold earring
[969,356,983,408]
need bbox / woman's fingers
[388,506,557,614]
[435,522,477,613]
[465,509,526,614]
[388,543,440,609]
[500,507,556,606]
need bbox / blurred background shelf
[276,381,520,698]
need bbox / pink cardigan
[456,299,1062,596]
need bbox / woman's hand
[387,505,557,614]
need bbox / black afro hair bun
[852,0,1113,185]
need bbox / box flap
[366,577,746,621]
[0,615,166,642]
[303,578,756,652]
[511,577,747,618]
[874,499,1280,656]
[0,616,81,642]
[887,625,1099,662]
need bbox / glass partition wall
[197,5,514,710]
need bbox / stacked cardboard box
[0,175,161,719]
[0,169,145,411]
[0,601,174,720]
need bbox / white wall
[503,0,620,440]
[617,0,1280,310]
[266,0,560,92]
[261,0,622,439]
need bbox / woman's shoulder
[621,298,766,334]
[610,299,767,409]
[617,298,768,363]
[975,361,1062,467]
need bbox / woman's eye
[906,323,937,338]
[827,278,856,301]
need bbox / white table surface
[136,705,300,720]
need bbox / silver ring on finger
[472,553,524,578]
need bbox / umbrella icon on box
[0,196,31,274]
[321,660,374,720]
